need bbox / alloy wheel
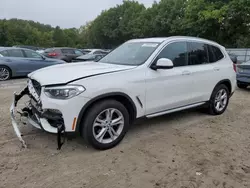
[92,108,124,144]
[214,88,228,112]
[0,67,10,81]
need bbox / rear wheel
[0,66,11,81]
[81,100,130,150]
[207,84,229,115]
[237,82,248,89]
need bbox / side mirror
[151,58,174,70]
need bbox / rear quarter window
[208,45,224,63]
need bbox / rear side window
[61,49,75,54]
[7,49,24,57]
[157,42,188,67]
[0,50,9,57]
[207,45,224,63]
[187,42,209,65]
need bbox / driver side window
[157,42,188,67]
[23,50,42,59]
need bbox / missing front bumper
[10,86,66,150]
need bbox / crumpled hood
[28,61,135,86]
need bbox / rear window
[44,48,54,53]
[61,49,75,54]
[208,45,224,63]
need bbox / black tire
[0,65,11,81]
[237,82,248,89]
[207,84,229,115]
[81,100,130,150]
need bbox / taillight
[233,63,236,72]
[48,52,58,57]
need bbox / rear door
[186,42,223,102]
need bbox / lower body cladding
[10,86,87,149]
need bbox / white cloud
[0,0,156,28]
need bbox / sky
[0,0,156,28]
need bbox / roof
[0,47,38,51]
[128,36,222,46]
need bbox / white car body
[11,36,236,149]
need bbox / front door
[145,41,196,115]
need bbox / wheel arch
[76,92,137,133]
[210,79,232,98]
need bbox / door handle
[182,71,191,75]
[214,67,220,71]
[5,59,12,62]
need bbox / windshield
[100,42,160,66]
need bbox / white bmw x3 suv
[11,36,236,150]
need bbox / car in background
[43,48,84,62]
[237,60,250,89]
[0,47,65,81]
[13,45,41,51]
[81,49,110,55]
[73,53,107,62]
[226,48,250,64]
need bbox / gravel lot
[0,78,250,188]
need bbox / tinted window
[157,42,188,67]
[212,46,224,61]
[188,42,209,65]
[23,50,42,58]
[0,50,9,57]
[207,45,224,62]
[7,49,24,57]
[61,49,75,54]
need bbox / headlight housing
[44,85,85,99]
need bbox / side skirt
[146,102,206,118]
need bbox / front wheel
[81,100,130,150]
[207,84,229,115]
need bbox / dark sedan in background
[0,47,64,81]
[43,47,84,62]
[237,61,250,89]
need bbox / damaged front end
[10,81,66,150]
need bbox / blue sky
[0,0,156,28]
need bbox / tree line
[0,0,249,49]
